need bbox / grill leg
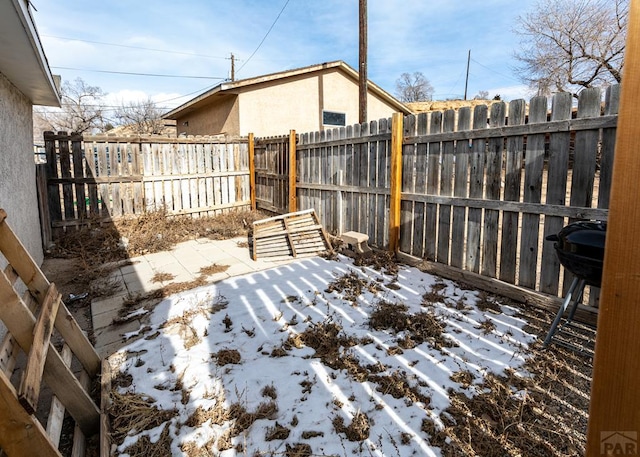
[565,279,586,323]
[544,277,584,347]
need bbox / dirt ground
[42,257,95,336]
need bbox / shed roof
[163,60,410,119]
[0,0,60,106]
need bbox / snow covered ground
[108,253,537,456]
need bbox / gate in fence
[252,131,295,215]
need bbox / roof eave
[163,60,411,119]
[162,84,225,119]
[0,0,61,106]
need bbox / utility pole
[230,53,235,81]
[464,50,470,100]
[359,0,367,123]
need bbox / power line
[470,58,521,83]
[155,84,220,104]
[42,33,300,64]
[236,0,291,75]
[42,34,229,60]
[51,66,225,80]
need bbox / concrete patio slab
[91,236,301,356]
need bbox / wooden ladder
[0,209,103,457]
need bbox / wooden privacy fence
[269,85,618,307]
[36,86,618,307]
[38,133,251,242]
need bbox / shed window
[322,110,346,126]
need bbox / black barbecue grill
[543,220,606,347]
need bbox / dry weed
[151,272,174,283]
[325,271,369,304]
[478,318,497,334]
[108,391,177,447]
[450,370,476,388]
[285,443,313,457]
[332,412,370,441]
[369,300,457,349]
[217,430,233,451]
[265,422,290,441]
[353,249,399,276]
[180,439,216,457]
[200,263,229,276]
[214,349,241,366]
[261,384,278,399]
[185,404,229,428]
[228,400,278,435]
[121,423,173,457]
[476,290,503,314]
[369,371,431,405]
[299,319,361,372]
[49,208,265,270]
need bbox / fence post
[43,131,62,240]
[289,130,297,213]
[248,133,256,211]
[389,113,403,252]
[35,165,52,250]
[586,0,640,452]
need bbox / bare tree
[474,90,489,100]
[114,99,164,134]
[38,77,107,133]
[395,72,434,102]
[514,0,628,97]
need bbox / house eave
[0,0,61,106]
[163,60,411,120]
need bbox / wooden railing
[0,209,102,456]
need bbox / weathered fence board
[425,111,442,262]
[400,115,416,254]
[437,110,456,265]
[412,113,428,258]
[254,135,290,215]
[466,105,487,273]
[368,121,378,244]
[519,97,547,289]
[540,92,572,294]
[499,99,525,284]
[481,102,505,278]
[450,107,471,269]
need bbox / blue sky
[33,0,536,113]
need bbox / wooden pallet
[252,209,332,260]
[0,209,102,457]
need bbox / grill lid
[548,220,606,259]
[546,220,606,286]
